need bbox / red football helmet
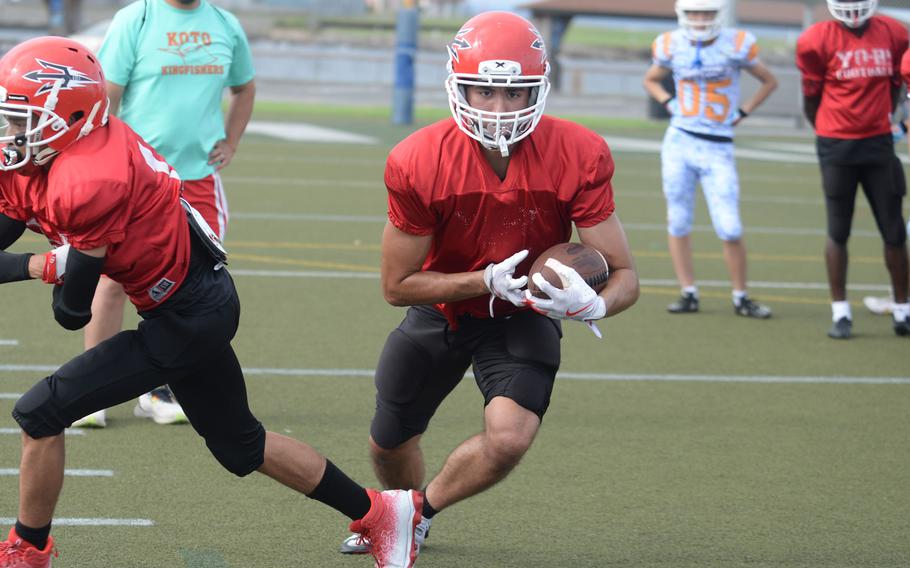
[445,11,550,156]
[0,36,108,171]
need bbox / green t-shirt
[98,0,254,180]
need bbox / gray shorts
[370,305,562,449]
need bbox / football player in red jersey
[863,48,910,318]
[0,37,421,568]
[339,11,640,554]
[796,0,910,338]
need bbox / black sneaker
[668,292,699,314]
[894,316,910,337]
[734,297,772,319]
[827,317,852,339]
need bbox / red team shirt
[386,115,616,325]
[796,15,908,139]
[903,49,910,90]
[0,117,191,311]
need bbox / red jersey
[903,49,910,88]
[386,115,616,324]
[796,15,908,139]
[0,117,191,311]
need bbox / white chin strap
[496,135,510,157]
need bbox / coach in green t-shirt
[71,0,256,429]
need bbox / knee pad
[883,223,908,247]
[370,406,427,450]
[826,202,854,245]
[12,378,66,439]
[828,227,850,246]
[205,423,266,477]
[877,210,908,247]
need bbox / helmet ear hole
[68,111,84,126]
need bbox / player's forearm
[643,78,672,104]
[225,82,256,150]
[382,269,488,307]
[599,267,639,317]
[802,95,820,128]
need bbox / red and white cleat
[350,489,423,568]
[0,528,57,568]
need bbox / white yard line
[0,427,85,436]
[227,211,884,239]
[1,365,903,385]
[223,271,892,293]
[0,469,113,477]
[606,135,910,165]
[0,340,18,346]
[0,518,154,527]
[231,269,380,279]
[231,212,385,223]
[245,121,378,144]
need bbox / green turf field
[1,104,908,567]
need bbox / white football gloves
[524,258,607,338]
[483,249,529,317]
[665,97,681,116]
[41,244,70,285]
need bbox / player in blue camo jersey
[643,0,778,318]
[72,0,256,427]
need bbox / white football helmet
[826,0,877,28]
[675,0,727,42]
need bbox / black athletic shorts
[12,232,266,474]
[370,305,562,449]
[816,135,907,246]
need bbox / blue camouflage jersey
[652,28,760,139]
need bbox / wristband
[738,108,749,118]
[42,251,60,284]
[662,96,675,106]
[41,244,70,284]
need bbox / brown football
[527,242,609,299]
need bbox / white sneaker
[414,516,432,552]
[70,409,106,428]
[339,531,370,555]
[863,296,895,315]
[340,514,432,555]
[133,386,188,425]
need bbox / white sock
[732,289,748,306]
[832,301,852,322]
[893,303,910,322]
[682,286,698,298]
